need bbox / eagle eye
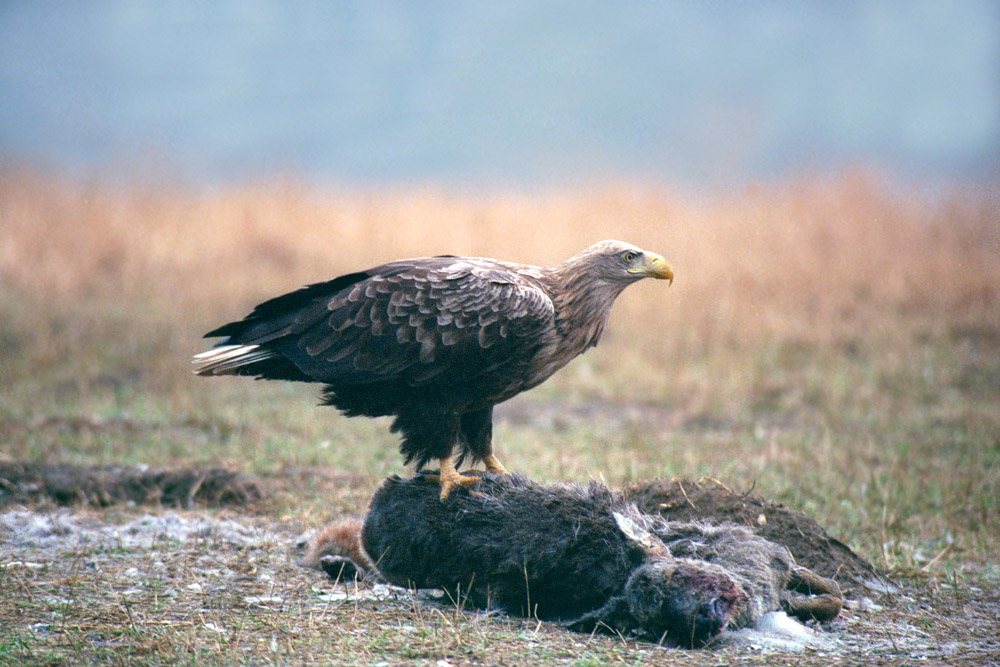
[623,251,638,263]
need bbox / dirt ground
[0,462,263,509]
[2,463,998,665]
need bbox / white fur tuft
[721,611,834,652]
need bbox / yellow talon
[482,454,509,475]
[426,456,481,500]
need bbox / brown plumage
[193,240,673,497]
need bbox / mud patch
[0,462,264,509]
[626,478,891,597]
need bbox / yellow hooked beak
[630,252,674,284]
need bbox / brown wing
[196,257,555,388]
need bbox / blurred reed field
[3,171,996,324]
[1,169,998,564]
[2,169,997,377]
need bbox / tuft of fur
[308,473,841,647]
[301,518,374,582]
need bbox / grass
[1,167,998,664]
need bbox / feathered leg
[393,411,482,500]
[459,407,509,475]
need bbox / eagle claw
[482,454,509,475]
[426,456,482,500]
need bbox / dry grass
[3,169,996,337]
[1,167,998,664]
[2,169,997,388]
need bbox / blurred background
[1,0,998,188]
[0,1,997,560]
[1,5,999,663]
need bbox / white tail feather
[192,344,276,375]
[192,344,245,360]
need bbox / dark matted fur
[309,473,841,646]
[364,474,654,619]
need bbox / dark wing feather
[201,257,555,390]
[275,260,555,387]
[205,271,371,344]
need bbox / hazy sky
[1,1,998,186]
